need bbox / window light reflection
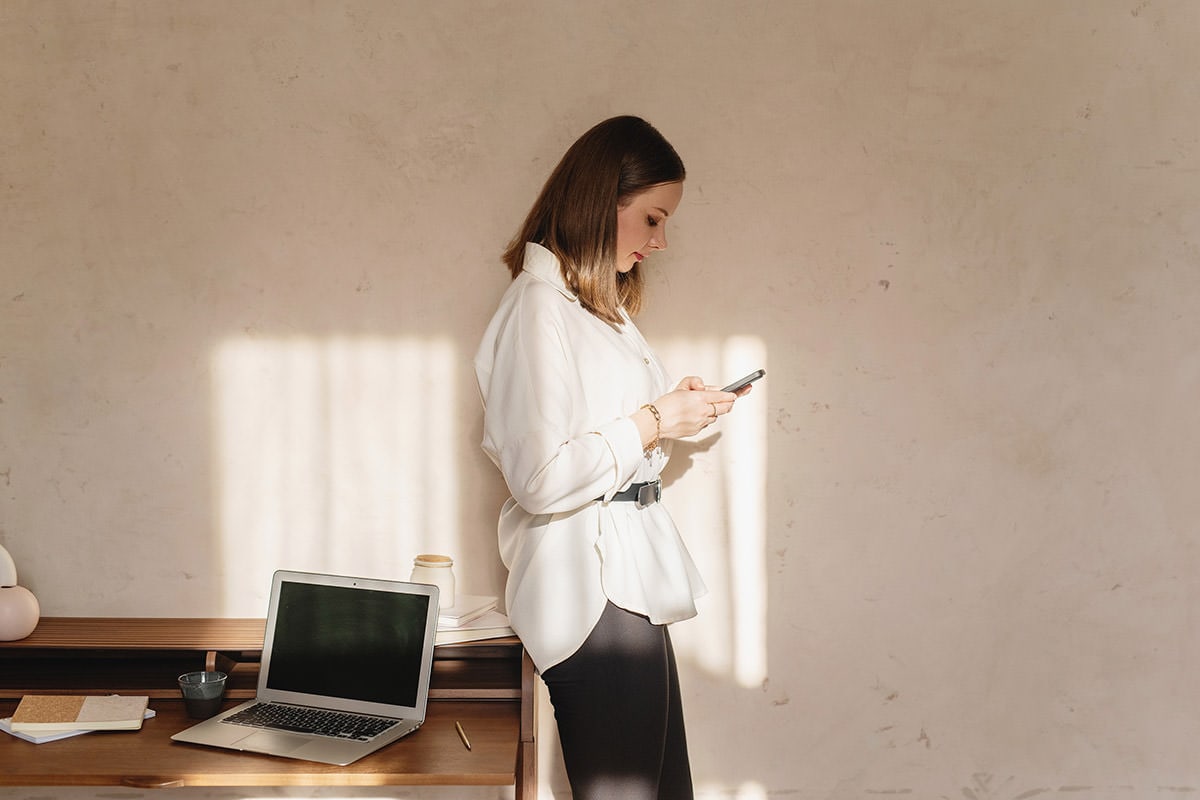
[722,336,769,689]
[211,333,768,690]
[659,336,769,689]
[212,336,459,616]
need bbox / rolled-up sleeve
[478,280,644,514]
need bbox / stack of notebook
[1,695,154,744]
[434,594,513,645]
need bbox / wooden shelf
[0,618,534,796]
[0,617,267,652]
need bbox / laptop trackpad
[240,731,309,755]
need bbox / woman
[475,116,750,799]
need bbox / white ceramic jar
[410,554,455,610]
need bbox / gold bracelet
[640,403,661,453]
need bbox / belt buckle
[635,480,661,510]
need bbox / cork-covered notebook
[10,695,150,732]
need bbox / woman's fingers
[655,385,742,439]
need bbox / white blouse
[474,243,707,672]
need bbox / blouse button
[643,357,650,365]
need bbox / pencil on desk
[455,720,472,751]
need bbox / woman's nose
[649,227,668,250]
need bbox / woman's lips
[633,252,645,262]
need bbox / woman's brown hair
[502,116,686,324]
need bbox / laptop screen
[264,578,433,710]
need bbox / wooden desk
[0,618,535,795]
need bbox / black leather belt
[601,479,661,509]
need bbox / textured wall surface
[3,2,1199,798]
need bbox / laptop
[172,570,439,766]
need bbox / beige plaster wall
[2,1,1199,798]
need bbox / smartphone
[721,369,765,394]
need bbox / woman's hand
[634,376,745,448]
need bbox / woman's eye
[647,216,659,227]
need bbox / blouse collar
[521,242,578,302]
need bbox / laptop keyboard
[224,702,401,742]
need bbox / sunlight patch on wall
[722,336,769,688]
[212,336,459,615]
[737,780,769,800]
[658,336,769,689]
[697,773,770,797]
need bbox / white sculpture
[0,542,40,641]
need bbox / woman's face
[615,181,683,273]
